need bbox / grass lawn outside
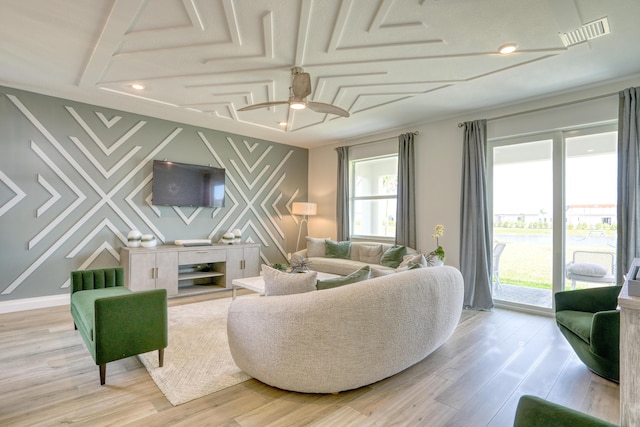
[494,227,617,290]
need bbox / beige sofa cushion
[262,265,318,296]
[357,244,383,263]
[306,237,327,257]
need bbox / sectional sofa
[291,237,420,276]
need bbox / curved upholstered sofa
[227,266,464,393]
[291,238,419,276]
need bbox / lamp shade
[292,202,317,216]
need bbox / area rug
[138,297,252,406]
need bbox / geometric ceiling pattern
[2,1,640,147]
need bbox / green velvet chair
[554,285,621,382]
[70,267,168,385]
[513,395,617,426]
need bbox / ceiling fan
[237,67,350,117]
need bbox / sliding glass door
[489,125,617,311]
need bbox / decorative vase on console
[127,230,142,247]
[141,234,157,248]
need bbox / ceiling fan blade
[237,101,289,111]
[306,101,350,117]
[291,72,312,99]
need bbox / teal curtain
[396,133,416,248]
[460,120,493,310]
[336,146,350,241]
[617,87,640,283]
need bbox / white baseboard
[0,294,70,314]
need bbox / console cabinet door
[225,247,243,288]
[155,251,178,296]
[128,253,157,291]
[224,246,260,286]
[242,245,260,277]
[127,251,178,296]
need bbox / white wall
[308,75,640,269]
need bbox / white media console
[120,243,260,297]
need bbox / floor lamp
[292,202,317,251]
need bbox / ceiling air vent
[559,17,610,47]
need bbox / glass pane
[353,157,398,197]
[352,199,397,237]
[564,131,617,291]
[492,140,553,308]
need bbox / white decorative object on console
[141,234,157,247]
[127,230,142,247]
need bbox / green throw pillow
[380,245,407,268]
[317,266,371,290]
[325,239,351,259]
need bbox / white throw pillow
[306,237,327,257]
[399,254,427,269]
[359,244,383,263]
[262,265,318,296]
[566,262,608,277]
[370,267,397,277]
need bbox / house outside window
[350,154,398,239]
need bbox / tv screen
[152,160,225,208]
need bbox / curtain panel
[460,120,493,310]
[336,146,350,241]
[617,87,640,283]
[396,133,416,248]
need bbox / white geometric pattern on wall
[0,87,308,300]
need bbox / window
[489,124,617,311]
[350,155,398,239]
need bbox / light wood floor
[0,291,620,426]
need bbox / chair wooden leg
[158,348,164,368]
[99,363,106,385]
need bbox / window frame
[349,153,399,242]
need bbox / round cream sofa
[227,266,464,393]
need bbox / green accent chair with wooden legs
[554,285,622,382]
[70,267,168,385]
[513,395,617,426]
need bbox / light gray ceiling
[1,0,639,148]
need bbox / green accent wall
[0,86,308,301]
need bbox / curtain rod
[456,91,618,128]
[346,131,420,148]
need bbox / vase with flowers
[426,224,445,266]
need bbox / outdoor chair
[492,242,506,292]
[565,250,616,290]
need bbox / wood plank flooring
[0,292,620,426]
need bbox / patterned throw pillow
[316,266,371,290]
[380,245,407,268]
[262,265,318,296]
[325,239,351,259]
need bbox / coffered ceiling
[1,0,639,148]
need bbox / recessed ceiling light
[279,121,287,126]
[498,43,518,54]
[130,84,145,90]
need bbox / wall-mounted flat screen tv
[152,160,225,208]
